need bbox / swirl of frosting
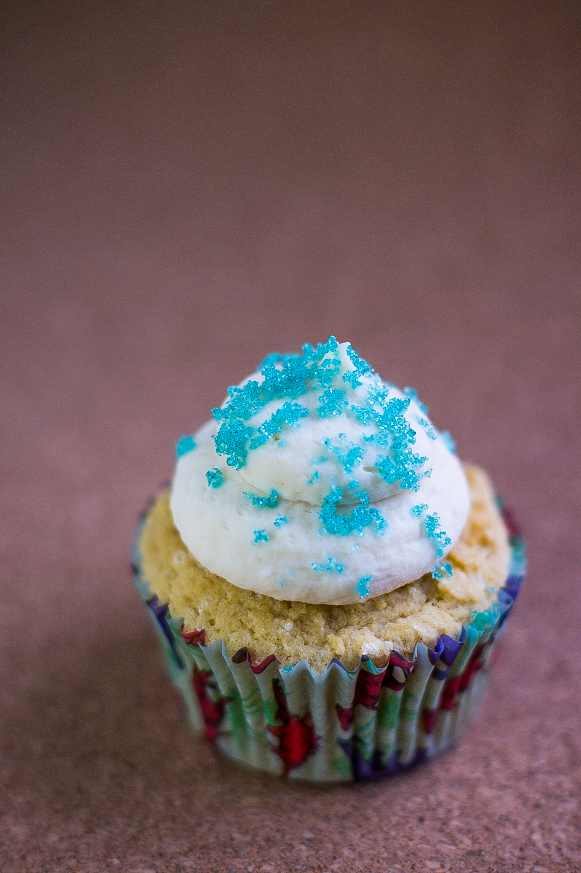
[170,338,470,604]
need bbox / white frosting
[170,341,470,604]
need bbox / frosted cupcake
[135,337,524,781]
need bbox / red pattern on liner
[268,678,318,774]
[192,670,229,742]
[181,628,206,645]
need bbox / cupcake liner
[133,503,524,782]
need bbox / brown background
[1,2,580,871]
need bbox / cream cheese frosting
[170,338,470,605]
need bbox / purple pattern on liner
[146,596,185,668]
[339,742,427,781]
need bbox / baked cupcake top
[171,337,470,605]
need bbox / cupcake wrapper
[133,503,525,782]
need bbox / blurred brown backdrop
[1,2,580,871]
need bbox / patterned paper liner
[133,502,525,782]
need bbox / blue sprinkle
[424,513,452,559]
[282,663,294,672]
[362,430,390,447]
[261,350,293,368]
[306,471,320,485]
[319,484,386,536]
[346,344,374,376]
[279,580,285,587]
[176,435,196,457]
[350,404,373,425]
[213,419,255,469]
[411,503,428,518]
[403,386,429,414]
[322,436,364,473]
[417,416,437,440]
[440,430,456,453]
[244,489,279,508]
[310,557,345,574]
[341,369,362,389]
[206,467,224,488]
[273,515,289,527]
[349,544,359,552]
[357,575,373,598]
[374,449,428,492]
[317,387,348,419]
[432,561,452,580]
[253,530,269,544]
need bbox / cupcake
[134,337,524,781]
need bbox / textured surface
[1,1,580,871]
[138,466,511,673]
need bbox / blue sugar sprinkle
[432,561,452,580]
[440,430,456,453]
[260,351,293,368]
[411,503,428,518]
[424,513,452,559]
[349,404,373,425]
[362,431,389,447]
[317,354,341,388]
[306,471,320,485]
[213,419,255,469]
[249,403,309,450]
[282,663,294,672]
[322,435,364,473]
[273,515,289,527]
[211,339,439,493]
[348,484,370,507]
[253,530,269,544]
[357,575,373,598]
[319,484,386,537]
[279,580,285,587]
[222,379,264,420]
[341,369,362,389]
[311,557,345,574]
[206,467,224,488]
[349,544,359,552]
[304,335,339,362]
[346,344,374,375]
[403,386,429,415]
[417,416,437,440]
[374,447,428,492]
[342,345,374,388]
[244,489,279,508]
[367,383,393,408]
[317,387,348,418]
[176,435,196,457]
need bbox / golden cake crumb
[139,464,510,673]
